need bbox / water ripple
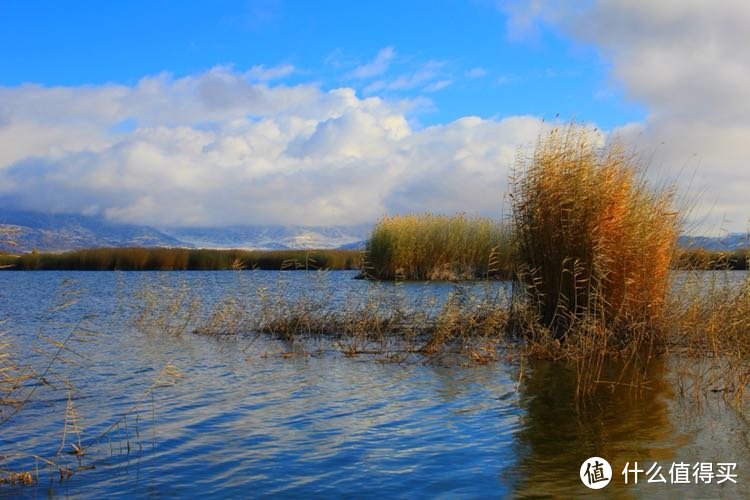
[2,271,749,498]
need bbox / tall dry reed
[510,124,680,342]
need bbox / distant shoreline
[1,246,747,273]
[0,247,361,272]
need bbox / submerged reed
[666,271,750,405]
[138,270,515,363]
[0,277,184,488]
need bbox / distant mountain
[0,209,184,252]
[161,224,372,250]
[679,233,750,251]
[2,207,748,254]
[338,240,367,250]
[0,209,372,252]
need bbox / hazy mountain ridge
[0,209,185,252]
[678,233,750,251]
[161,224,371,250]
[0,209,370,252]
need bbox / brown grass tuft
[510,124,680,343]
[364,212,511,281]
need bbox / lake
[1,271,748,497]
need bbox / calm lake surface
[1,270,748,498]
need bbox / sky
[0,0,747,233]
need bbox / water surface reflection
[0,271,748,497]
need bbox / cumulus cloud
[0,67,546,227]
[501,0,750,233]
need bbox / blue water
[0,271,748,498]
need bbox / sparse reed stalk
[509,124,680,350]
[364,213,511,280]
[666,270,750,405]
[0,277,184,487]
[177,268,512,362]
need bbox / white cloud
[387,60,446,90]
[324,48,358,68]
[342,47,455,99]
[0,67,547,227]
[496,74,522,85]
[424,80,453,93]
[498,0,555,42]
[362,60,450,95]
[466,67,488,79]
[502,0,750,233]
[245,63,295,81]
[348,46,396,79]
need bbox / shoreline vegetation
[0,247,362,271]
[0,246,747,272]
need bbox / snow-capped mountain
[160,224,371,250]
[0,209,370,252]
[0,209,184,252]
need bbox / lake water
[1,271,748,498]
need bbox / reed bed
[5,246,744,273]
[364,213,511,280]
[2,247,361,271]
[665,271,750,405]
[130,271,512,364]
[510,124,680,346]
[674,248,749,270]
[126,266,750,399]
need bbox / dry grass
[0,281,184,488]
[364,213,511,280]
[134,281,201,337]
[141,271,515,363]
[4,247,361,271]
[675,248,749,270]
[510,124,680,346]
[0,322,27,405]
[665,271,750,405]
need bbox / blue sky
[0,1,748,232]
[0,0,642,128]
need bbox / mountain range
[161,224,372,251]
[1,208,747,253]
[678,233,750,251]
[0,209,370,253]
